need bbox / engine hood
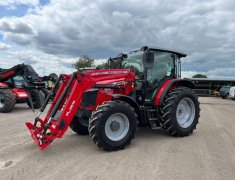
[83,69,135,85]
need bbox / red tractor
[26,46,200,151]
[0,64,51,113]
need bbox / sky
[0,0,234,77]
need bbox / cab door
[145,51,175,102]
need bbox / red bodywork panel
[0,82,9,87]
[154,79,177,106]
[1,70,15,80]
[0,82,28,99]
[12,88,29,99]
[154,79,172,106]
[26,69,135,150]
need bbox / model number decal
[66,100,76,117]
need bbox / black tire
[41,88,50,99]
[27,90,45,109]
[159,87,200,136]
[89,101,137,151]
[224,93,229,99]
[0,89,16,113]
[70,116,89,135]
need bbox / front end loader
[26,46,200,151]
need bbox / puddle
[0,159,19,170]
[4,161,13,167]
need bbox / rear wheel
[41,88,49,99]
[0,89,16,113]
[160,87,200,136]
[70,116,89,135]
[89,101,137,151]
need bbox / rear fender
[154,79,195,106]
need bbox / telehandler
[0,64,51,113]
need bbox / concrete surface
[0,97,234,180]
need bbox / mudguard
[111,94,143,124]
[154,79,195,106]
[111,94,140,112]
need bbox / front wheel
[0,89,16,113]
[89,101,137,151]
[160,87,200,136]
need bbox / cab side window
[13,76,25,87]
[147,51,174,88]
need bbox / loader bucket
[26,122,54,150]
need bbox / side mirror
[143,51,154,68]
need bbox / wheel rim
[176,98,195,128]
[0,94,5,108]
[105,113,129,141]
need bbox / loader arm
[0,64,25,82]
[25,72,96,150]
[26,69,135,150]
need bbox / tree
[73,55,94,69]
[192,74,207,78]
[49,73,58,80]
[96,61,109,70]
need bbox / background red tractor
[0,64,53,113]
[26,46,200,151]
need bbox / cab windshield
[122,50,175,83]
[122,51,143,76]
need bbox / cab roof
[140,46,187,58]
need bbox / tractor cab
[109,46,186,104]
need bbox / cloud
[0,18,37,35]
[181,70,206,78]
[0,42,11,50]
[0,48,75,75]
[3,33,33,45]
[207,67,235,78]
[0,0,235,77]
[0,18,37,45]
[0,0,39,8]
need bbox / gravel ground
[0,97,234,180]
